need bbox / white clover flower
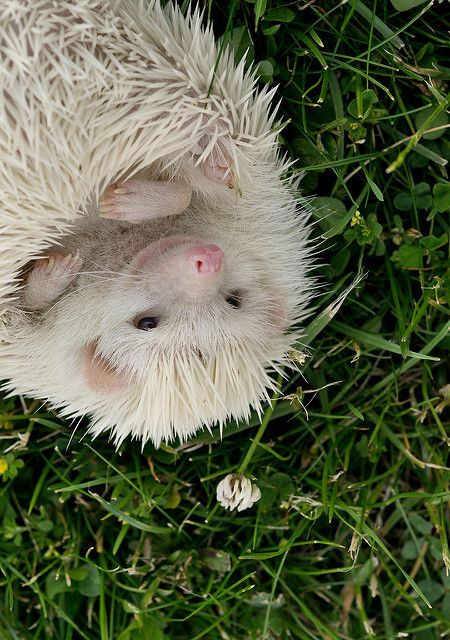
[216,474,261,512]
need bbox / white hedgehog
[0,0,314,447]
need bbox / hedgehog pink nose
[187,244,224,274]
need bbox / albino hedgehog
[0,0,314,447]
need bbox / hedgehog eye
[134,316,159,330]
[225,291,243,309]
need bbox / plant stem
[238,374,283,475]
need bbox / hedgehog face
[80,235,290,376]
[65,233,294,445]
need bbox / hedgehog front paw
[99,179,192,223]
[99,181,137,220]
[192,135,236,189]
[21,252,82,310]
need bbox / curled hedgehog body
[0,0,314,447]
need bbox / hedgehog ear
[81,342,130,393]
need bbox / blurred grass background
[1,0,449,638]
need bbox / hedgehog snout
[186,244,223,275]
[174,244,225,298]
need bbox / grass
[1,0,450,638]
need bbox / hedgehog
[0,0,314,447]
